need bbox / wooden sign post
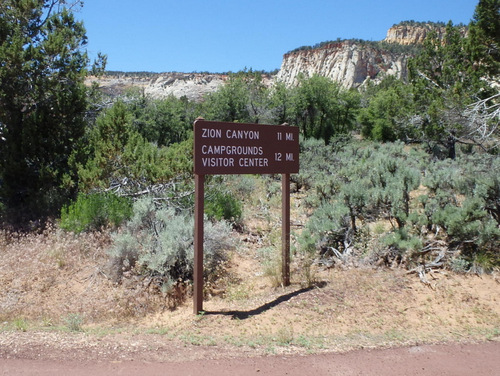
[193,119,299,314]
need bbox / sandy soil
[1,341,499,375]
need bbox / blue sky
[78,0,479,73]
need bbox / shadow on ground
[205,281,327,319]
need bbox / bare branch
[416,70,441,89]
[457,92,500,150]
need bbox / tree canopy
[0,0,98,223]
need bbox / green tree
[203,72,252,123]
[291,74,359,143]
[202,69,275,124]
[358,78,414,142]
[268,80,293,125]
[128,95,195,147]
[240,70,271,124]
[77,101,134,190]
[0,0,100,223]
[467,0,500,78]
[408,14,498,157]
[76,101,193,193]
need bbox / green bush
[60,192,132,233]
[298,141,425,256]
[382,228,423,253]
[75,100,194,194]
[205,189,242,223]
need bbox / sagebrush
[109,197,235,289]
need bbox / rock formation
[274,22,456,89]
[383,23,447,45]
[275,40,408,89]
[86,72,228,102]
[88,22,453,99]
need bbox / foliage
[297,137,499,272]
[69,93,196,219]
[128,94,197,147]
[202,72,360,146]
[467,0,500,78]
[109,197,234,287]
[0,0,104,223]
[268,80,294,125]
[203,72,254,123]
[351,3,498,156]
[203,70,273,124]
[423,154,500,267]
[75,101,193,192]
[407,15,498,157]
[59,192,132,233]
[290,74,360,143]
[358,77,415,142]
[205,187,242,223]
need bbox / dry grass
[1,225,499,355]
[0,227,164,325]
[1,184,499,355]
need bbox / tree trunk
[447,134,456,159]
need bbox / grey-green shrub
[298,141,425,255]
[296,138,500,272]
[422,154,500,267]
[298,201,351,255]
[109,197,234,286]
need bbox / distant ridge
[88,22,458,99]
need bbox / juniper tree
[0,0,102,223]
[408,1,500,157]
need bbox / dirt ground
[1,253,499,375]
[1,340,499,375]
[1,185,500,375]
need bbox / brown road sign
[194,119,299,175]
[193,119,300,313]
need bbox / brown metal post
[282,173,291,286]
[194,174,205,314]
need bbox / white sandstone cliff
[88,23,452,99]
[86,73,228,102]
[275,40,408,89]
